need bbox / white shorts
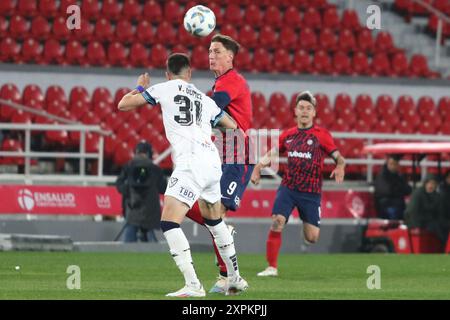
[165,164,222,209]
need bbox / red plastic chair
[315,92,331,109]
[12,110,32,124]
[322,7,340,30]
[81,0,101,20]
[21,38,42,64]
[332,51,351,75]
[239,24,258,49]
[219,24,238,41]
[9,15,29,40]
[334,93,353,116]
[391,51,409,77]
[70,86,90,108]
[223,4,243,27]
[269,92,289,112]
[107,42,128,67]
[155,21,177,46]
[252,48,272,73]
[437,96,450,118]
[373,119,392,133]
[142,1,163,25]
[191,46,209,70]
[319,28,338,52]
[278,27,298,50]
[136,20,155,45]
[101,0,122,21]
[122,0,142,22]
[272,48,292,73]
[0,84,22,121]
[338,29,357,52]
[0,37,20,63]
[351,51,370,75]
[65,40,86,65]
[264,5,283,29]
[371,52,391,76]
[245,4,263,28]
[17,0,38,18]
[298,27,317,51]
[409,54,430,78]
[115,19,134,44]
[42,39,64,65]
[234,46,252,72]
[23,84,44,107]
[0,17,7,39]
[0,0,16,17]
[341,9,361,31]
[396,95,416,117]
[207,2,222,26]
[312,50,332,74]
[30,16,51,40]
[163,1,183,25]
[302,7,322,30]
[374,31,395,54]
[86,41,106,66]
[259,25,278,49]
[292,50,311,74]
[46,85,68,107]
[284,6,302,30]
[92,87,113,109]
[129,42,149,68]
[94,18,114,42]
[357,28,374,53]
[150,43,168,69]
[52,16,71,40]
[354,94,375,121]
[375,94,396,118]
[417,96,436,116]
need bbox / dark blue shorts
[220,164,255,211]
[272,185,321,227]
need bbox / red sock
[186,203,227,275]
[186,202,204,225]
[267,230,282,268]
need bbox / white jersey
[142,79,223,170]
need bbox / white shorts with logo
[165,164,222,209]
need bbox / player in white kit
[118,53,248,297]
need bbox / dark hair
[135,140,153,158]
[166,53,191,75]
[211,34,240,56]
[295,90,317,107]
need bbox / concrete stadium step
[73,241,211,253]
[0,233,73,251]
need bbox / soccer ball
[183,5,216,37]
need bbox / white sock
[205,220,240,278]
[163,228,201,288]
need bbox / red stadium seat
[312,50,332,74]
[252,48,272,73]
[258,25,278,49]
[23,84,44,107]
[86,41,106,66]
[319,28,338,52]
[272,49,292,73]
[136,20,155,45]
[373,119,392,133]
[163,1,183,25]
[234,46,252,72]
[94,18,114,42]
[417,96,436,116]
[331,118,351,132]
[206,2,222,26]
[332,51,351,75]
[371,52,391,76]
[351,51,370,75]
[70,86,90,108]
[219,24,238,41]
[264,6,283,29]
[101,0,122,21]
[302,7,322,30]
[59,0,78,15]
[338,29,356,52]
[0,17,7,39]
[341,9,361,31]
[177,24,199,47]
[170,43,189,55]
[191,46,209,70]
[252,91,267,109]
[396,95,416,117]
[42,39,64,65]
[65,40,86,65]
[409,54,431,78]
[245,4,263,28]
[81,0,101,20]
[269,92,289,111]
[314,93,331,109]
[127,112,146,133]
[46,85,68,107]
[52,16,71,40]
[30,16,51,40]
[0,84,21,121]
[437,96,450,118]
[315,106,334,127]
[375,94,396,120]
[239,24,258,49]
[374,31,396,54]
[104,112,122,132]
[17,0,38,18]
[0,37,20,63]
[0,0,16,17]
[12,110,32,124]
[322,7,340,30]
[223,4,243,27]
[129,42,149,68]
[92,87,113,109]
[122,0,142,22]
[155,21,177,46]
[73,19,94,42]
[21,38,42,64]
[150,43,169,69]
[292,50,311,74]
[298,27,317,51]
[107,42,128,67]
[357,29,374,53]
[278,27,297,50]
[9,15,29,40]
[334,93,353,116]
[391,51,409,77]
[284,6,302,30]
[115,20,134,44]
[142,1,163,25]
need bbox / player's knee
[304,233,319,244]
[271,216,286,232]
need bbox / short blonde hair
[295,90,317,107]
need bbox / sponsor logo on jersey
[179,186,196,201]
[169,177,178,188]
[287,151,312,159]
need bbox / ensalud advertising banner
[0,185,375,218]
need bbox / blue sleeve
[141,91,157,105]
[211,91,231,110]
[211,110,225,127]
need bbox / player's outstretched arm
[118,73,151,111]
[330,150,345,183]
[251,147,278,185]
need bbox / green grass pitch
[0,252,449,300]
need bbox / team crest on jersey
[307,139,313,145]
[234,196,241,208]
[169,177,178,188]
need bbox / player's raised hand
[330,166,345,183]
[137,72,150,88]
